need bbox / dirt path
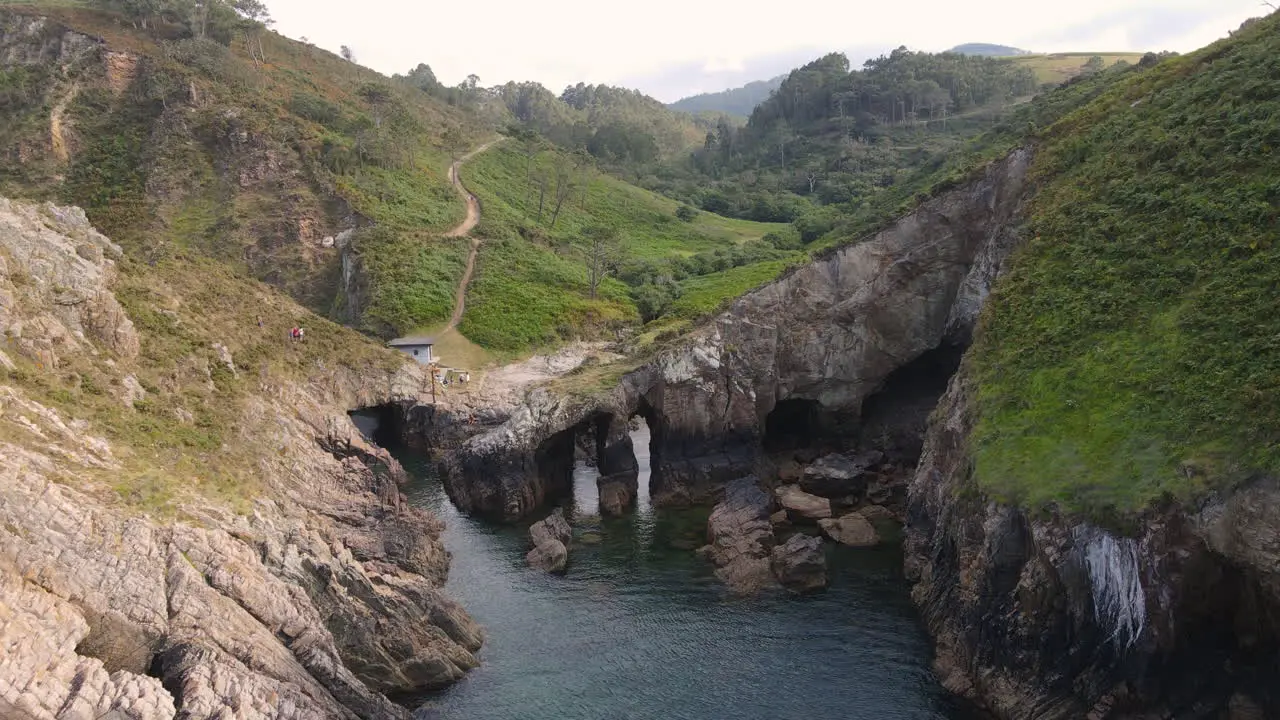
[442,138,503,331]
[443,138,503,238]
[50,84,79,164]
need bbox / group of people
[289,326,305,341]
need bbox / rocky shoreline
[0,199,482,718]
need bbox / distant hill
[949,43,1032,56]
[668,76,786,118]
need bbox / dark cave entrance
[348,404,406,450]
[855,343,964,464]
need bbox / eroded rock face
[0,198,482,719]
[770,534,827,593]
[905,366,1280,719]
[0,199,140,367]
[697,477,777,593]
[444,148,1033,521]
[527,508,572,573]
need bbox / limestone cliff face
[443,148,1033,521]
[0,199,482,719]
[904,366,1280,719]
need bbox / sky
[262,0,1266,103]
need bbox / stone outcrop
[770,534,827,593]
[442,148,1034,522]
[799,451,882,498]
[527,508,572,573]
[776,485,832,520]
[0,198,482,719]
[905,365,1280,719]
[697,477,777,592]
[818,513,880,547]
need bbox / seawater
[401,425,974,720]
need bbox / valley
[1,1,1278,719]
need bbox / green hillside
[457,139,789,351]
[971,13,1280,515]
[668,76,784,118]
[0,0,485,327]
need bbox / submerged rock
[527,508,572,573]
[698,476,777,593]
[819,513,880,547]
[770,534,827,593]
[777,484,832,520]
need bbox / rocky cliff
[441,147,1033,521]
[0,198,482,719]
[905,364,1280,719]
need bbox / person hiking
[297,327,305,341]
[290,327,299,341]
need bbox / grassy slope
[0,2,478,332]
[458,141,785,352]
[972,14,1280,515]
[1009,53,1146,84]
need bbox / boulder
[526,540,568,573]
[598,475,636,516]
[819,513,880,547]
[527,508,572,573]
[777,484,832,520]
[799,451,882,498]
[770,534,827,592]
[770,510,791,527]
[858,504,895,521]
[697,476,776,592]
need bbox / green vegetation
[346,227,469,337]
[459,139,788,349]
[971,13,1280,515]
[0,1,477,322]
[459,236,635,353]
[667,76,784,118]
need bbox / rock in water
[770,534,827,592]
[799,452,882,498]
[598,475,636,516]
[698,476,777,592]
[819,513,880,547]
[777,485,832,520]
[527,508,572,572]
[526,540,568,573]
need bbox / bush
[675,204,698,222]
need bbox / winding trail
[443,138,503,331]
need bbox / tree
[340,45,355,62]
[442,126,467,164]
[1082,55,1106,75]
[580,225,622,300]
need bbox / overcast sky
[262,0,1265,103]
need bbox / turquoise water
[401,427,974,720]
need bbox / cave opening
[762,398,843,454]
[855,343,965,465]
[348,404,406,450]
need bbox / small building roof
[387,336,435,347]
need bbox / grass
[666,258,799,319]
[466,142,784,260]
[1009,53,1147,85]
[348,227,470,338]
[458,236,636,353]
[1,1,481,321]
[407,326,495,371]
[970,14,1280,517]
